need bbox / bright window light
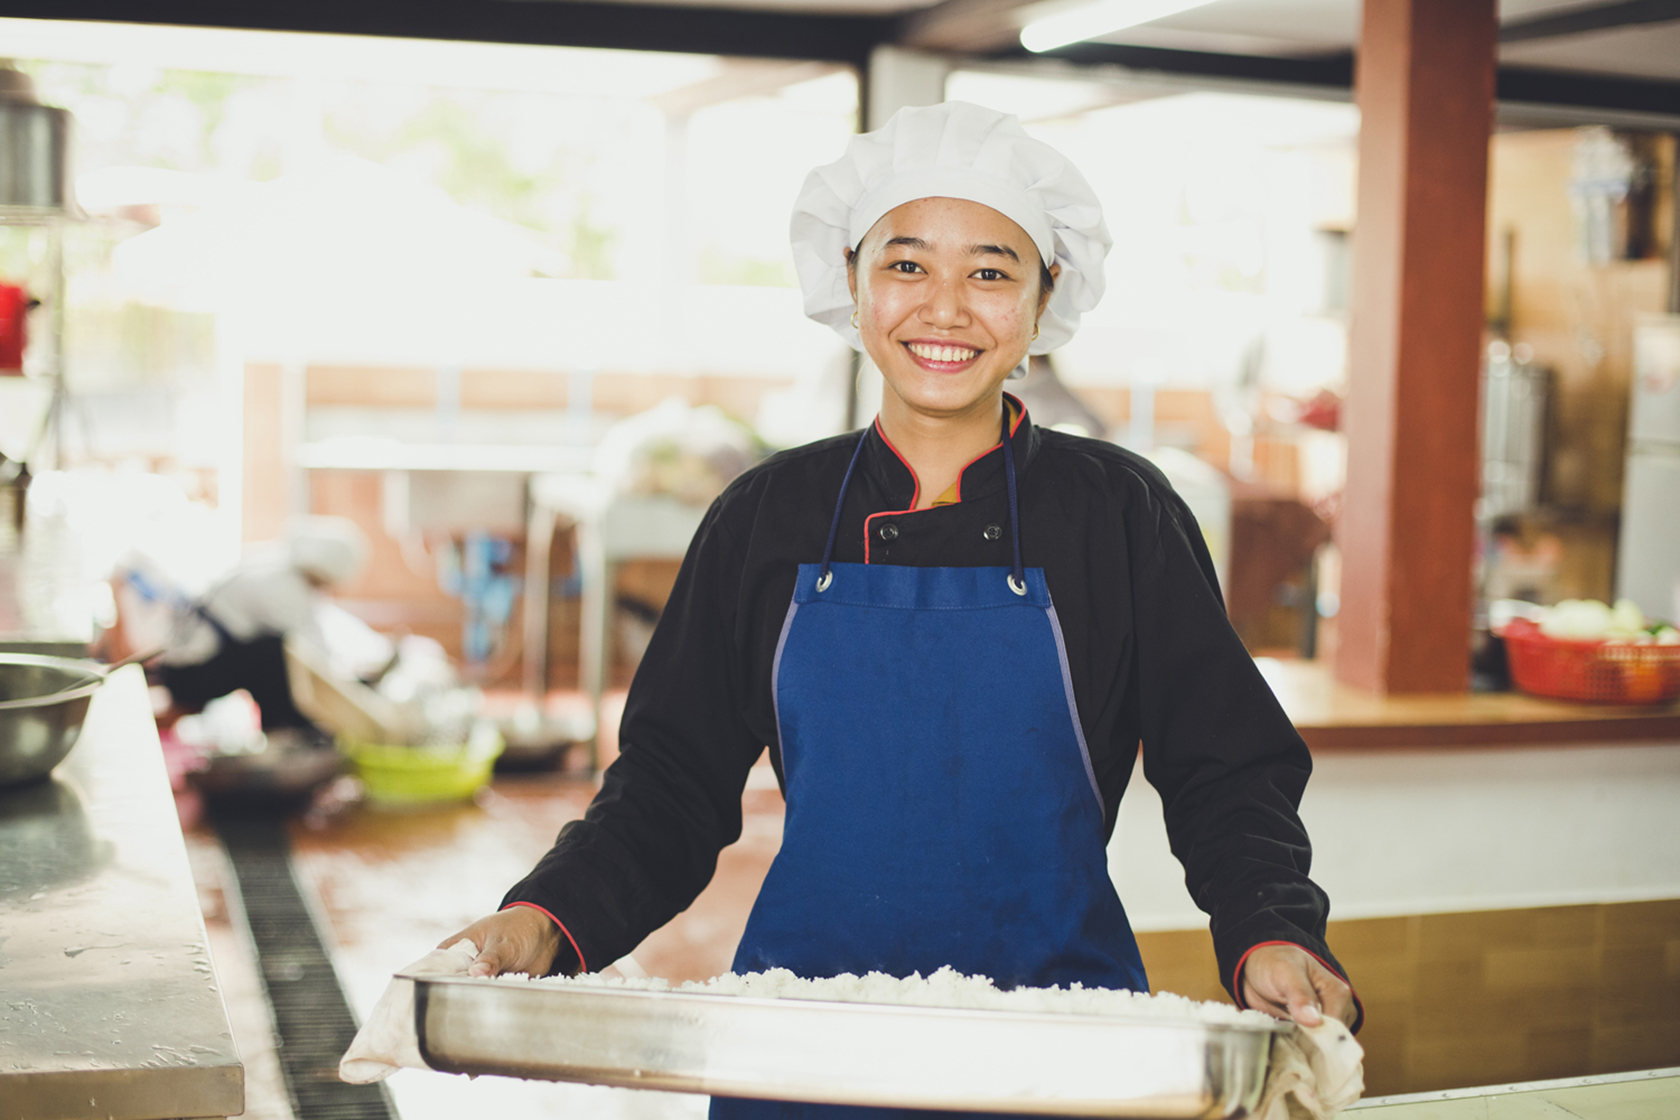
[1020,0,1218,54]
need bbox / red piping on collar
[865,418,920,564]
[866,398,1026,555]
[1004,392,1027,436]
[951,396,1026,503]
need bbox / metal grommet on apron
[716,409,1148,1120]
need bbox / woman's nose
[917,277,969,327]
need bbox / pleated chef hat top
[790,101,1111,376]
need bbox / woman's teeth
[908,342,979,363]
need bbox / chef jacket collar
[861,393,1038,510]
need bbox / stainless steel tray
[407,975,1286,1118]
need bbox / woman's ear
[1039,261,1061,317]
[845,246,858,304]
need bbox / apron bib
[713,416,1147,1120]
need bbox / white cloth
[156,553,322,667]
[132,517,365,669]
[339,939,479,1084]
[286,515,369,586]
[790,100,1111,375]
[1254,1018,1365,1120]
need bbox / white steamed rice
[489,965,1273,1027]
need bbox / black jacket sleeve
[1124,474,1359,1026]
[500,500,764,974]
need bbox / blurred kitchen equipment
[341,727,503,806]
[0,652,102,785]
[522,401,753,769]
[1617,316,1680,624]
[0,62,79,475]
[493,698,594,771]
[522,472,707,770]
[0,63,77,216]
[187,727,345,801]
[1569,128,1656,265]
[1497,618,1680,705]
[1,649,162,787]
[1012,355,1106,438]
[34,644,161,699]
[1479,340,1549,521]
[284,640,415,745]
[0,282,35,373]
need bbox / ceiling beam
[1496,63,1680,115]
[996,41,1680,118]
[1499,0,1680,43]
[897,0,1025,54]
[2,0,894,65]
[13,2,1680,120]
[997,42,1357,90]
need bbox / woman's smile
[904,339,983,371]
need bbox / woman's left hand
[1239,943,1357,1029]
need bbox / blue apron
[712,414,1147,1120]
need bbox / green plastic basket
[342,734,504,805]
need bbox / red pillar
[1335,0,1498,694]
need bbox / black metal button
[983,524,1002,542]
[878,523,899,541]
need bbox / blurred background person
[102,515,373,737]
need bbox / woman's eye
[889,260,922,274]
[974,268,1009,281]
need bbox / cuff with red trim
[501,901,587,976]
[1232,939,1364,1034]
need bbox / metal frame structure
[12,0,1680,119]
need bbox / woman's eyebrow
[880,236,1020,262]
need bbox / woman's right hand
[440,906,564,978]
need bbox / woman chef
[447,102,1360,1110]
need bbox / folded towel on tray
[1255,1017,1364,1120]
[340,938,478,1084]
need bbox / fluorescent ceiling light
[1021,0,1218,54]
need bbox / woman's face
[847,197,1055,421]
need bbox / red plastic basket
[1498,618,1680,705]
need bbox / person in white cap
[109,516,370,734]
[446,103,1359,1102]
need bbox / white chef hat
[790,100,1111,378]
[286,516,369,587]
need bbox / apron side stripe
[1044,600,1104,816]
[770,597,802,775]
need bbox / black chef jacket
[504,403,1355,1018]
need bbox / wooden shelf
[1258,658,1680,749]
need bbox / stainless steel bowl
[0,653,105,786]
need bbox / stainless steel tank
[0,63,77,216]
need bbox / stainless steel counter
[0,666,243,1120]
[1349,1067,1679,1120]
